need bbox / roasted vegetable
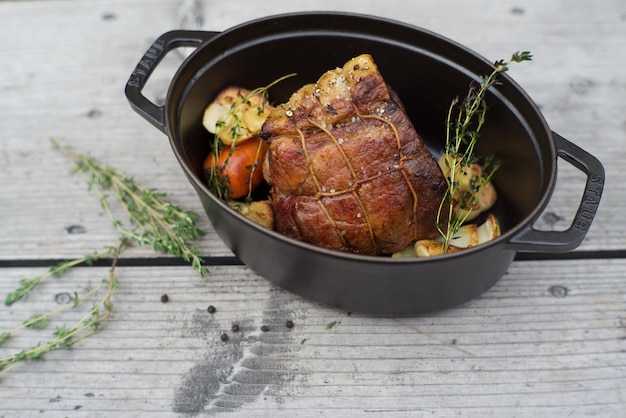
[228,200,275,229]
[202,87,273,145]
[438,153,497,222]
[393,213,501,258]
[203,136,267,199]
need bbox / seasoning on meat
[260,54,447,255]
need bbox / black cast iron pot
[125,12,604,316]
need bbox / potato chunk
[438,154,497,221]
[203,86,273,145]
[228,200,275,230]
[392,213,501,258]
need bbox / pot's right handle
[125,30,218,134]
[508,132,605,252]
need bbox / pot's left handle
[125,30,218,134]
[508,132,605,252]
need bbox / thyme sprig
[437,51,532,253]
[1,141,209,376]
[51,139,208,276]
[4,246,117,306]
[207,73,295,201]
[0,240,126,376]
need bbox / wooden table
[1,0,625,416]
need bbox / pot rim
[123,11,604,314]
[165,11,558,261]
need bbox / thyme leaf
[325,320,341,330]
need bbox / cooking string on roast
[201,53,530,256]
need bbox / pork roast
[260,54,447,255]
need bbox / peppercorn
[207,305,216,313]
[160,294,169,303]
[220,333,229,342]
[285,320,294,329]
[231,324,240,332]
[260,325,269,332]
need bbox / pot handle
[125,30,218,134]
[507,132,605,252]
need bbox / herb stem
[437,51,532,252]
[207,73,295,200]
[51,139,208,276]
[0,240,126,376]
[4,246,117,306]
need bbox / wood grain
[0,0,624,260]
[1,0,625,416]
[1,260,625,416]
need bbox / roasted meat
[260,54,447,255]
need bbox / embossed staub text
[127,38,166,88]
[573,172,603,231]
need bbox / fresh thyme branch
[206,73,296,202]
[4,246,118,306]
[51,138,208,277]
[1,140,209,377]
[436,51,532,253]
[0,240,126,376]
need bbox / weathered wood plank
[0,0,624,261]
[1,0,625,415]
[1,259,625,416]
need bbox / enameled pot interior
[171,14,554,248]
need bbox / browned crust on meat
[260,54,447,255]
